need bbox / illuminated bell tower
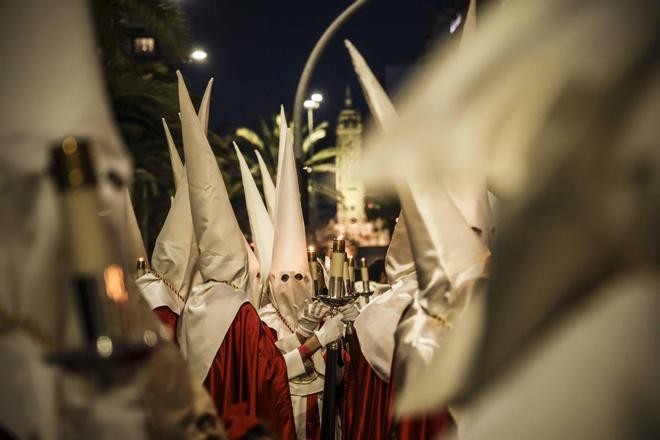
[335,86,365,225]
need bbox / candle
[135,257,147,280]
[328,238,346,299]
[307,246,318,281]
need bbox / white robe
[259,303,325,439]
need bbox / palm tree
[93,0,236,252]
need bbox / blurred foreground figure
[0,1,222,438]
[363,0,660,438]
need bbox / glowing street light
[304,94,322,134]
[190,49,208,62]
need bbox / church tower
[335,86,365,226]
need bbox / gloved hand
[339,303,359,323]
[297,300,330,338]
[314,313,345,348]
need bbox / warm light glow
[308,246,315,252]
[190,49,208,61]
[104,264,128,303]
[311,93,323,103]
[303,99,317,109]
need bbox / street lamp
[304,94,322,135]
[190,49,208,62]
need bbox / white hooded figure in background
[258,112,344,439]
[347,35,490,434]
[135,120,198,335]
[345,39,418,384]
[0,1,220,438]
[176,72,250,383]
[235,143,272,309]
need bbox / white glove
[314,313,345,347]
[297,300,330,338]
[339,303,359,322]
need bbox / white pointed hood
[275,106,288,196]
[400,176,489,322]
[139,169,197,313]
[177,72,247,289]
[345,40,398,130]
[345,39,415,285]
[122,188,148,273]
[269,127,311,327]
[162,118,184,189]
[235,143,273,293]
[255,149,276,220]
[197,78,214,135]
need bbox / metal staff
[319,238,358,439]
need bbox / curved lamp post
[292,0,370,225]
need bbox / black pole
[320,341,341,440]
[292,0,370,226]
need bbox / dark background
[179,0,470,134]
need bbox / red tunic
[204,303,296,440]
[342,331,454,439]
[342,332,391,439]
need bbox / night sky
[179,0,467,134]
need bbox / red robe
[204,303,296,440]
[342,332,454,439]
[342,332,391,439]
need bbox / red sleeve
[205,303,296,440]
[152,306,178,345]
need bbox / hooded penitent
[235,143,273,308]
[178,73,247,289]
[255,149,276,220]
[136,165,197,315]
[345,40,419,383]
[140,79,214,316]
[268,122,312,329]
[176,71,250,382]
[0,2,220,438]
[346,39,416,286]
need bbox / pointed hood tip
[178,74,248,288]
[270,135,311,325]
[255,149,277,220]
